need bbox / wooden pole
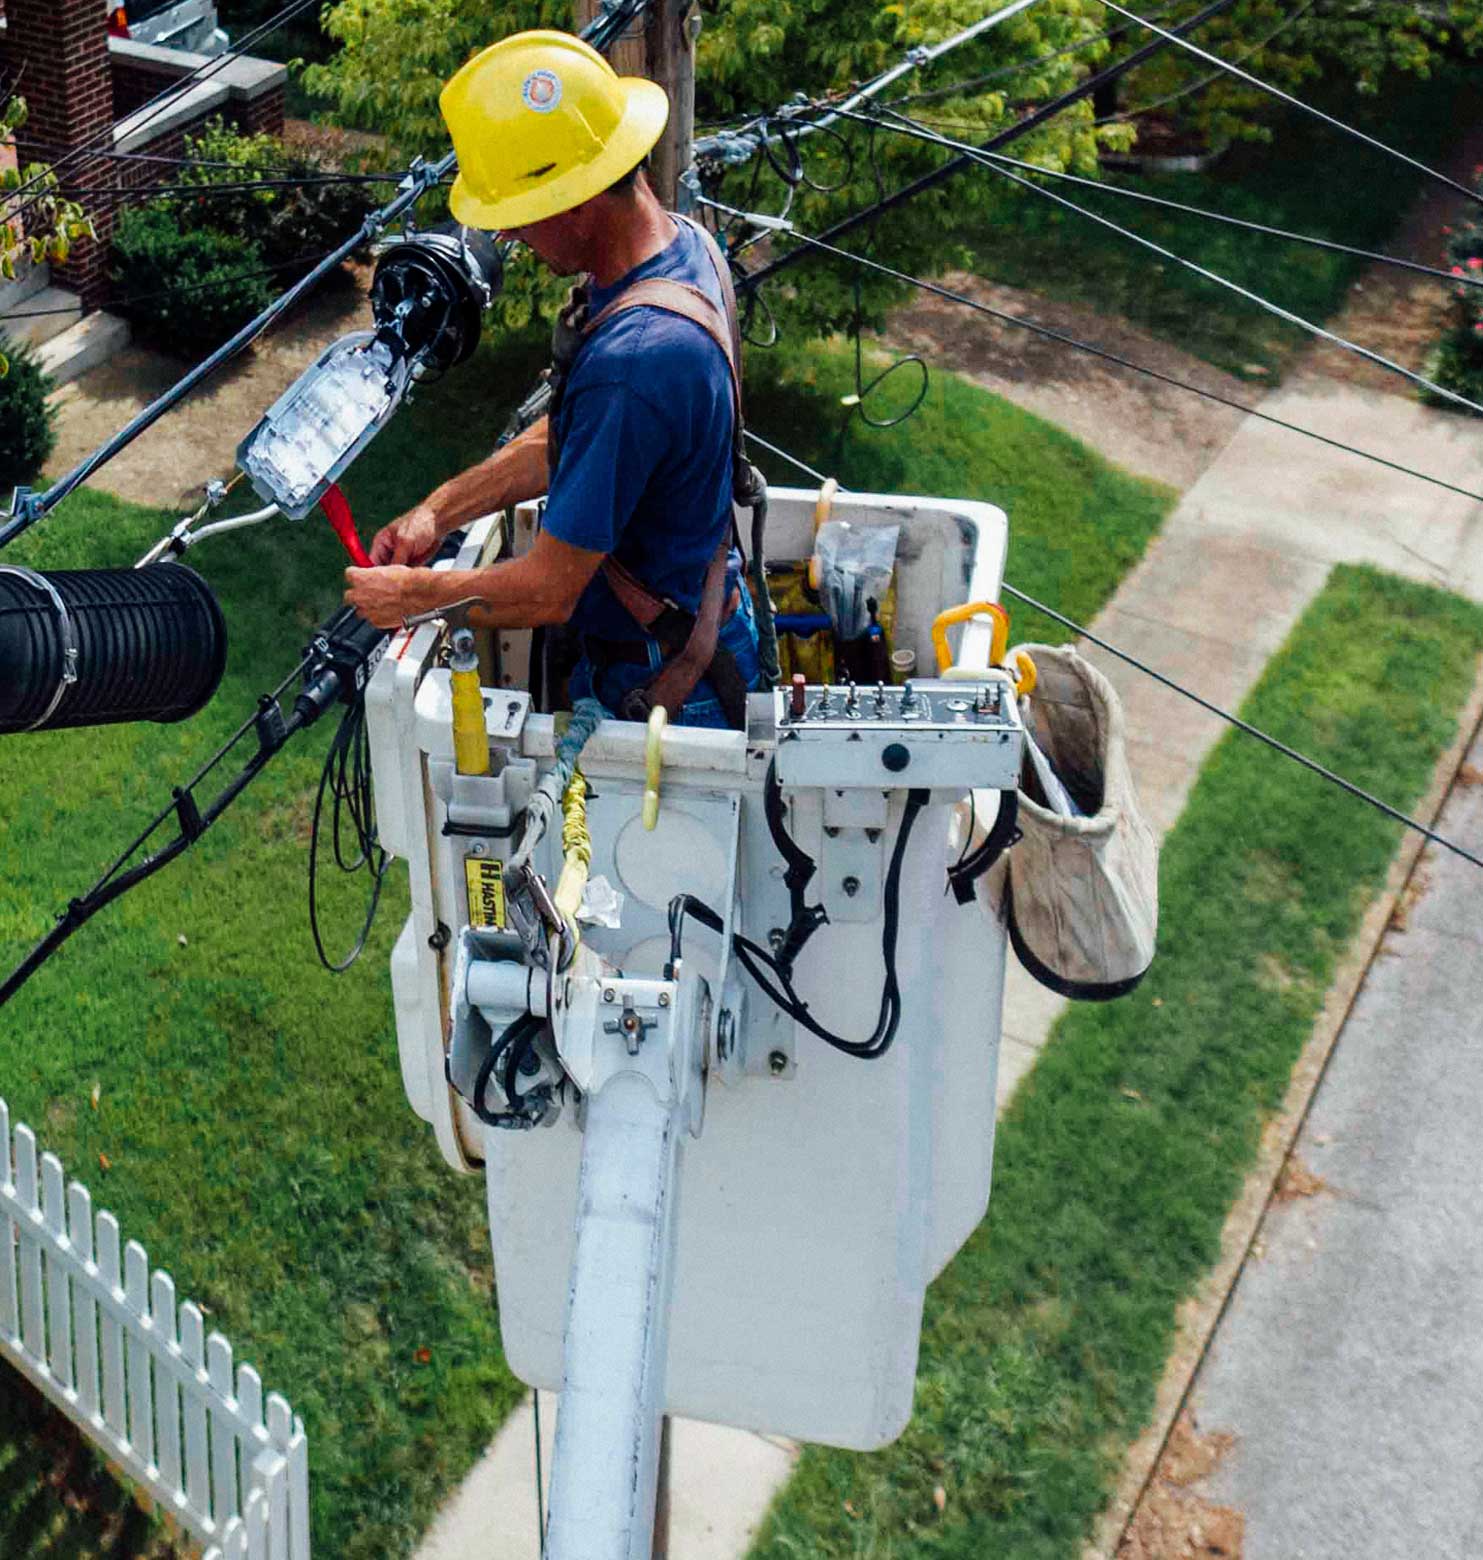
[575,0,697,209]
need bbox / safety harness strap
[545,218,765,726]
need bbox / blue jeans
[569,586,764,729]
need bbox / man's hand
[344,565,422,629]
[369,503,441,566]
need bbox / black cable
[762,759,828,975]
[997,580,1483,873]
[471,1012,543,1125]
[887,11,1161,109]
[946,788,1020,904]
[0,246,337,325]
[307,695,389,972]
[844,117,929,432]
[856,106,1483,295]
[3,0,323,235]
[854,107,1483,417]
[669,785,932,1059]
[735,0,1241,297]
[731,211,1483,511]
[16,136,411,182]
[50,171,422,203]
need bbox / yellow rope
[554,764,592,927]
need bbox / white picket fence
[0,1098,310,1559]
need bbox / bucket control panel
[773,674,1023,790]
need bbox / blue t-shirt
[544,219,736,640]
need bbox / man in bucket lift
[343,29,764,729]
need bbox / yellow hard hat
[441,30,669,231]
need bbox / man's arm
[368,416,551,564]
[345,526,603,630]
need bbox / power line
[849,113,1480,293]
[694,0,1047,165]
[734,0,1241,294]
[887,10,1159,109]
[858,106,1483,415]
[3,0,321,235]
[709,196,1483,511]
[0,247,335,327]
[739,429,1483,872]
[1100,0,1483,211]
[1094,0,1317,124]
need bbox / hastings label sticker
[465,857,506,930]
[522,69,563,113]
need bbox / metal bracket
[819,788,888,922]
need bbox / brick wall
[0,14,287,311]
[5,0,118,305]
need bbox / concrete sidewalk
[419,374,1483,1560]
[1165,725,1483,1559]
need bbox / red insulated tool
[320,482,372,567]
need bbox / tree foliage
[305,0,1124,335]
[1097,0,1483,150]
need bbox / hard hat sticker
[521,69,563,113]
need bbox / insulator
[0,563,227,735]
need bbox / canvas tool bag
[986,642,1158,1000]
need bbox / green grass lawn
[0,331,1169,1554]
[956,63,1483,380]
[749,562,1483,1559]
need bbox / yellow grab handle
[642,705,667,831]
[1010,649,1037,697]
[807,478,839,591]
[450,664,490,776]
[931,600,1010,674]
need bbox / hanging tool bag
[987,642,1158,1000]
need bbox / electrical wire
[47,171,422,203]
[668,783,931,1058]
[736,428,1483,874]
[1100,0,1483,211]
[0,245,337,325]
[1094,0,1317,124]
[713,199,1483,509]
[887,10,1161,109]
[693,0,1048,165]
[850,117,1482,293]
[307,694,389,972]
[15,136,410,182]
[855,106,1483,415]
[733,0,1242,295]
[2,0,323,236]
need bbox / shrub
[176,116,378,278]
[0,333,56,489]
[111,205,275,356]
[1424,167,1483,414]
[1423,325,1483,415]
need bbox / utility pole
[577,0,698,209]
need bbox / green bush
[1425,165,1483,413]
[1423,324,1483,414]
[0,334,56,490]
[176,116,377,277]
[110,205,275,356]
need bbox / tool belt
[546,215,767,729]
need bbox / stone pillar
[5,0,117,307]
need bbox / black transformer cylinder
[0,564,227,735]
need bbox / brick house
[0,0,285,369]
